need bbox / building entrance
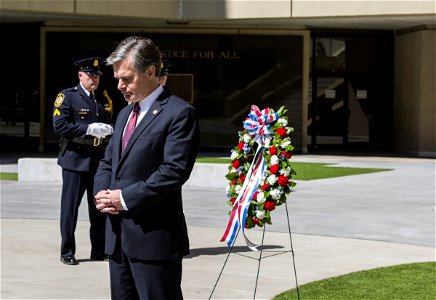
[308,33,394,152]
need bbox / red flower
[269,146,277,155]
[278,175,289,187]
[252,217,260,225]
[239,174,246,183]
[276,127,287,138]
[270,164,279,174]
[262,183,269,191]
[231,179,237,185]
[238,142,244,151]
[264,201,276,211]
[233,160,240,169]
[282,150,293,159]
[252,191,258,200]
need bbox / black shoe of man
[60,255,78,265]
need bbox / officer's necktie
[122,102,140,153]
[89,93,97,114]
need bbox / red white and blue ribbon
[244,105,278,145]
[220,147,265,250]
[220,105,278,251]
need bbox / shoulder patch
[54,93,65,107]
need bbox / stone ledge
[18,158,61,182]
[17,158,228,189]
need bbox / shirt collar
[79,83,91,97]
[137,85,164,114]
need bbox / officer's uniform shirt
[53,84,111,172]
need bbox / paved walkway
[1,154,435,299]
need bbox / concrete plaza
[1,154,435,299]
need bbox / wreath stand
[208,201,301,300]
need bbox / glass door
[309,75,349,147]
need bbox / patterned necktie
[122,102,140,153]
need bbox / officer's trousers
[60,168,106,257]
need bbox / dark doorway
[308,32,394,152]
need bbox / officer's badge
[54,93,65,107]
[93,59,99,67]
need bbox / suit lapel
[119,101,162,158]
[116,88,171,165]
[114,106,132,170]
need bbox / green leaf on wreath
[277,106,286,116]
[270,123,281,132]
[225,172,238,181]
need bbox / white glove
[86,123,113,138]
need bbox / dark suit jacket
[94,87,200,261]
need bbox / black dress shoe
[60,255,78,265]
[90,253,107,261]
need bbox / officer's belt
[72,137,106,147]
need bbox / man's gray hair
[106,36,162,74]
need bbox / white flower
[278,118,288,126]
[235,185,241,194]
[230,150,238,160]
[280,139,291,148]
[280,168,290,177]
[267,174,277,185]
[270,188,281,200]
[256,191,266,204]
[243,134,251,143]
[264,137,272,148]
[270,155,279,165]
[226,184,230,195]
[256,210,265,220]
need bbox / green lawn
[0,172,18,181]
[274,261,436,300]
[289,162,391,180]
[195,157,392,180]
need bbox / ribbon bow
[243,105,278,145]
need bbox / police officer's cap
[73,57,103,75]
[159,60,171,76]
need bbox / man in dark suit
[53,57,113,265]
[94,36,199,299]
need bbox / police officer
[158,60,171,86]
[53,57,113,265]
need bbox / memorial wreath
[221,105,297,249]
